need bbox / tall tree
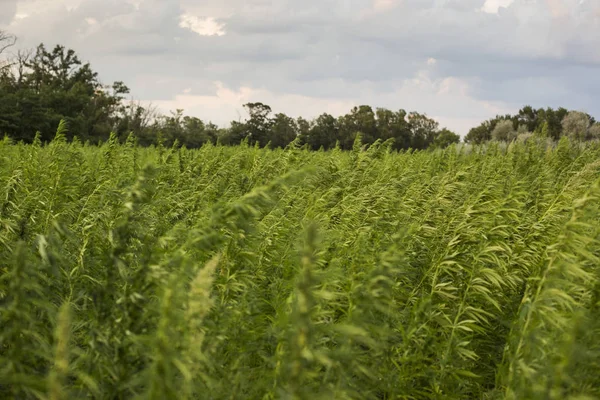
[244,102,273,147]
[307,113,338,150]
[535,107,568,139]
[269,113,298,148]
[114,100,159,142]
[432,128,460,148]
[338,105,378,149]
[0,30,16,73]
[407,112,438,149]
[351,105,378,144]
[0,43,129,142]
[376,108,412,150]
[296,116,311,147]
[516,105,538,133]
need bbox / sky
[1,0,599,135]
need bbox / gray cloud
[0,0,17,24]
[1,0,599,134]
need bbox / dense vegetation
[465,106,600,144]
[1,125,599,398]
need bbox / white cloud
[179,14,226,36]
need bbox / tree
[516,105,538,133]
[0,30,16,73]
[561,111,592,141]
[0,43,130,142]
[221,120,248,145]
[153,109,184,146]
[589,123,600,140]
[269,113,297,148]
[145,110,217,148]
[306,113,338,150]
[348,105,377,144]
[244,102,273,147]
[337,105,378,149]
[491,120,517,142]
[183,116,217,147]
[296,117,311,146]
[407,112,438,149]
[432,128,460,148]
[376,108,411,150]
[114,100,159,142]
[535,107,568,140]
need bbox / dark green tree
[407,112,438,149]
[244,102,273,147]
[337,105,378,149]
[376,108,412,150]
[306,113,338,150]
[432,128,460,148]
[220,120,248,145]
[516,106,538,133]
[269,113,297,148]
[0,42,129,142]
[296,116,311,146]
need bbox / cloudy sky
[1,0,599,134]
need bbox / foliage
[492,120,517,142]
[1,125,600,399]
[465,106,596,144]
[561,111,593,141]
[589,123,600,140]
[0,43,129,143]
[432,128,460,148]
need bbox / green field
[1,129,599,399]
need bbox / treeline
[0,38,459,150]
[128,103,462,151]
[465,105,600,144]
[174,103,461,151]
[1,33,598,150]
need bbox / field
[1,128,600,399]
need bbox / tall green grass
[0,131,599,399]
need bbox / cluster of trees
[0,36,133,143]
[217,103,461,151]
[0,32,461,150]
[1,31,598,151]
[465,105,600,144]
[129,103,462,151]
